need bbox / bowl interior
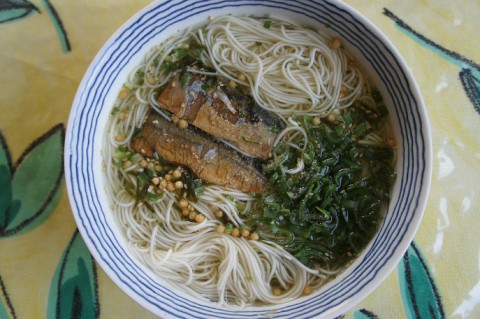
[65,1,431,318]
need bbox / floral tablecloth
[1,0,479,318]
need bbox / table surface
[1,1,479,318]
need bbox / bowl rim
[65,0,432,318]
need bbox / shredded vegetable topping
[250,95,396,269]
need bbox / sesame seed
[175,181,183,189]
[178,119,188,129]
[249,232,259,241]
[331,37,342,49]
[181,207,190,216]
[272,288,282,296]
[231,228,240,237]
[303,286,313,295]
[166,182,175,192]
[179,199,188,208]
[195,214,205,223]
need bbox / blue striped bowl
[65,1,432,318]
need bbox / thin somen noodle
[103,15,395,308]
[199,16,363,116]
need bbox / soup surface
[104,14,396,307]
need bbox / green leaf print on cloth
[353,309,378,319]
[383,8,480,116]
[399,241,445,319]
[0,133,16,233]
[0,124,64,237]
[0,0,39,24]
[0,274,15,319]
[47,230,100,319]
[0,0,71,52]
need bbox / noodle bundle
[103,15,395,307]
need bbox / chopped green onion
[343,112,353,125]
[130,153,144,164]
[147,193,160,202]
[357,139,386,147]
[193,48,203,58]
[161,61,173,71]
[271,223,279,234]
[193,179,204,196]
[137,172,149,184]
[180,73,190,88]
[341,199,357,210]
[236,203,246,212]
[123,82,137,90]
[172,48,187,60]
[249,105,395,268]
[111,107,120,115]
[353,122,368,137]
[114,151,132,160]
[201,83,211,91]
[268,125,281,134]
[264,153,288,173]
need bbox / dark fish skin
[131,112,267,194]
[157,72,285,158]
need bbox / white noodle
[200,15,363,117]
[102,15,391,308]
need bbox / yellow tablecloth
[1,1,479,318]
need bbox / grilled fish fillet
[158,72,284,158]
[131,112,267,194]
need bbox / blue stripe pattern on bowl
[66,1,430,318]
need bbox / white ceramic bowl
[65,1,432,318]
